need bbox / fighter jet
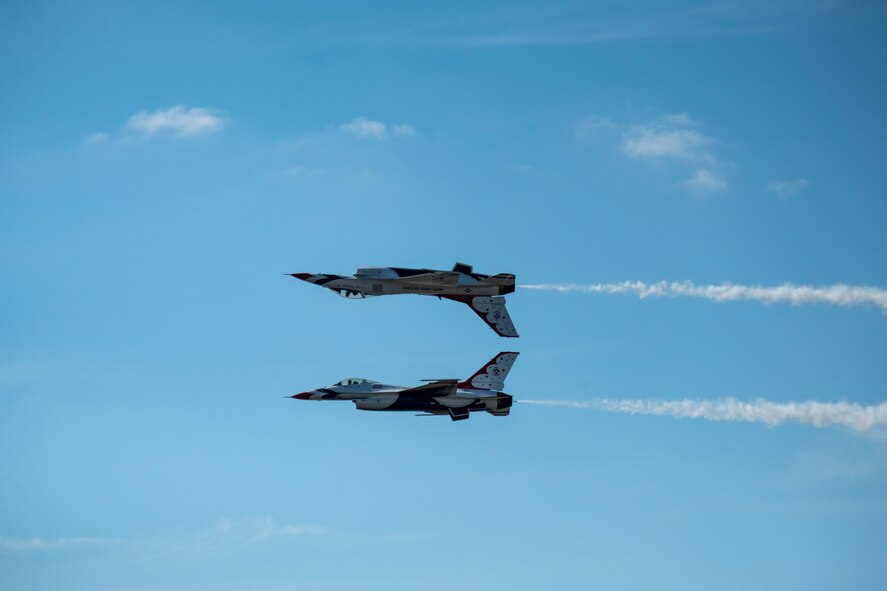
[289,352,519,421]
[289,263,518,337]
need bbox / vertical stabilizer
[458,352,519,390]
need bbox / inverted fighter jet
[289,352,519,421]
[289,263,518,337]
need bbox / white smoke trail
[520,281,887,312]
[519,398,887,432]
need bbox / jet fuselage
[291,266,514,299]
[290,352,519,421]
[293,381,512,415]
[289,264,518,337]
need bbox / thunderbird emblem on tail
[289,263,518,337]
[290,352,519,421]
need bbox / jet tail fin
[458,352,519,391]
[442,295,518,337]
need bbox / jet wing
[401,380,459,397]
[405,271,460,285]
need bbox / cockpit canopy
[333,377,378,387]
[333,288,371,299]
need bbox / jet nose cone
[290,273,312,281]
[290,392,313,400]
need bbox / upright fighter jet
[289,263,518,337]
[289,352,518,421]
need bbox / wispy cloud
[340,116,386,139]
[0,361,53,382]
[0,518,330,556]
[578,111,728,195]
[521,280,887,312]
[287,164,309,177]
[659,112,696,126]
[620,123,713,163]
[767,178,810,198]
[208,517,331,546]
[285,164,327,179]
[507,163,535,174]
[785,450,887,482]
[575,115,613,138]
[520,398,887,432]
[126,105,224,137]
[339,116,416,140]
[422,1,855,47]
[620,113,728,194]
[0,517,440,559]
[0,536,122,552]
[83,132,109,145]
[681,168,727,195]
[199,518,437,551]
[392,123,417,137]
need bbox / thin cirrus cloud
[0,517,437,557]
[658,112,697,126]
[198,518,436,550]
[521,280,887,312]
[126,105,224,137]
[767,178,810,198]
[0,518,330,554]
[209,517,332,546]
[392,123,417,137]
[339,116,416,140]
[0,536,122,552]
[83,132,109,145]
[574,115,613,138]
[681,168,727,195]
[433,1,847,47]
[519,398,887,433]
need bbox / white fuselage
[293,381,512,418]
[323,268,506,299]
[289,265,518,336]
[299,382,504,410]
[289,351,519,421]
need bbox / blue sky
[1,1,886,590]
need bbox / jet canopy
[333,288,372,299]
[334,377,378,387]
